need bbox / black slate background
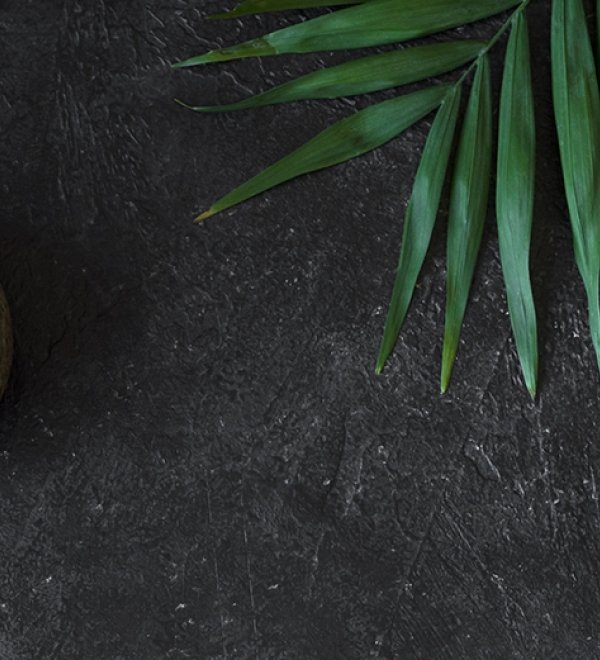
[1,1,600,658]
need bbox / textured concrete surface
[1,1,600,658]
[0,286,12,399]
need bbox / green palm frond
[552,0,600,374]
[196,85,449,221]
[442,54,492,394]
[376,85,461,377]
[176,41,484,112]
[497,10,538,397]
[173,0,600,396]
[173,0,518,67]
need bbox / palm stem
[453,0,531,92]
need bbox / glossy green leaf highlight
[552,0,600,371]
[441,56,492,393]
[376,85,461,374]
[496,10,538,397]
[197,85,448,221]
[173,0,519,68]
[179,41,483,112]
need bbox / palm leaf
[552,0,600,371]
[175,1,600,393]
[441,55,492,393]
[178,41,483,112]
[197,85,449,221]
[496,9,538,397]
[210,0,367,20]
[597,0,600,73]
[376,85,461,374]
[173,0,519,68]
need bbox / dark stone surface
[1,1,599,658]
[0,286,12,399]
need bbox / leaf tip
[526,379,537,400]
[375,346,390,375]
[195,209,215,223]
[172,53,214,69]
[174,98,193,110]
[440,360,452,395]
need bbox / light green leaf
[375,85,461,374]
[178,41,483,112]
[496,9,538,398]
[173,0,519,68]
[197,85,448,221]
[552,0,600,371]
[441,55,492,393]
[211,0,367,20]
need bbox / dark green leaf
[496,9,538,397]
[375,85,461,374]
[178,41,483,112]
[441,55,492,393]
[552,0,600,371]
[173,0,519,68]
[197,85,448,221]
[210,0,366,20]
[597,0,600,72]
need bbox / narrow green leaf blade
[552,0,600,371]
[597,0,600,73]
[441,56,492,393]
[211,0,367,20]
[198,85,448,221]
[173,0,519,68]
[180,41,483,112]
[496,10,538,398]
[375,85,461,374]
